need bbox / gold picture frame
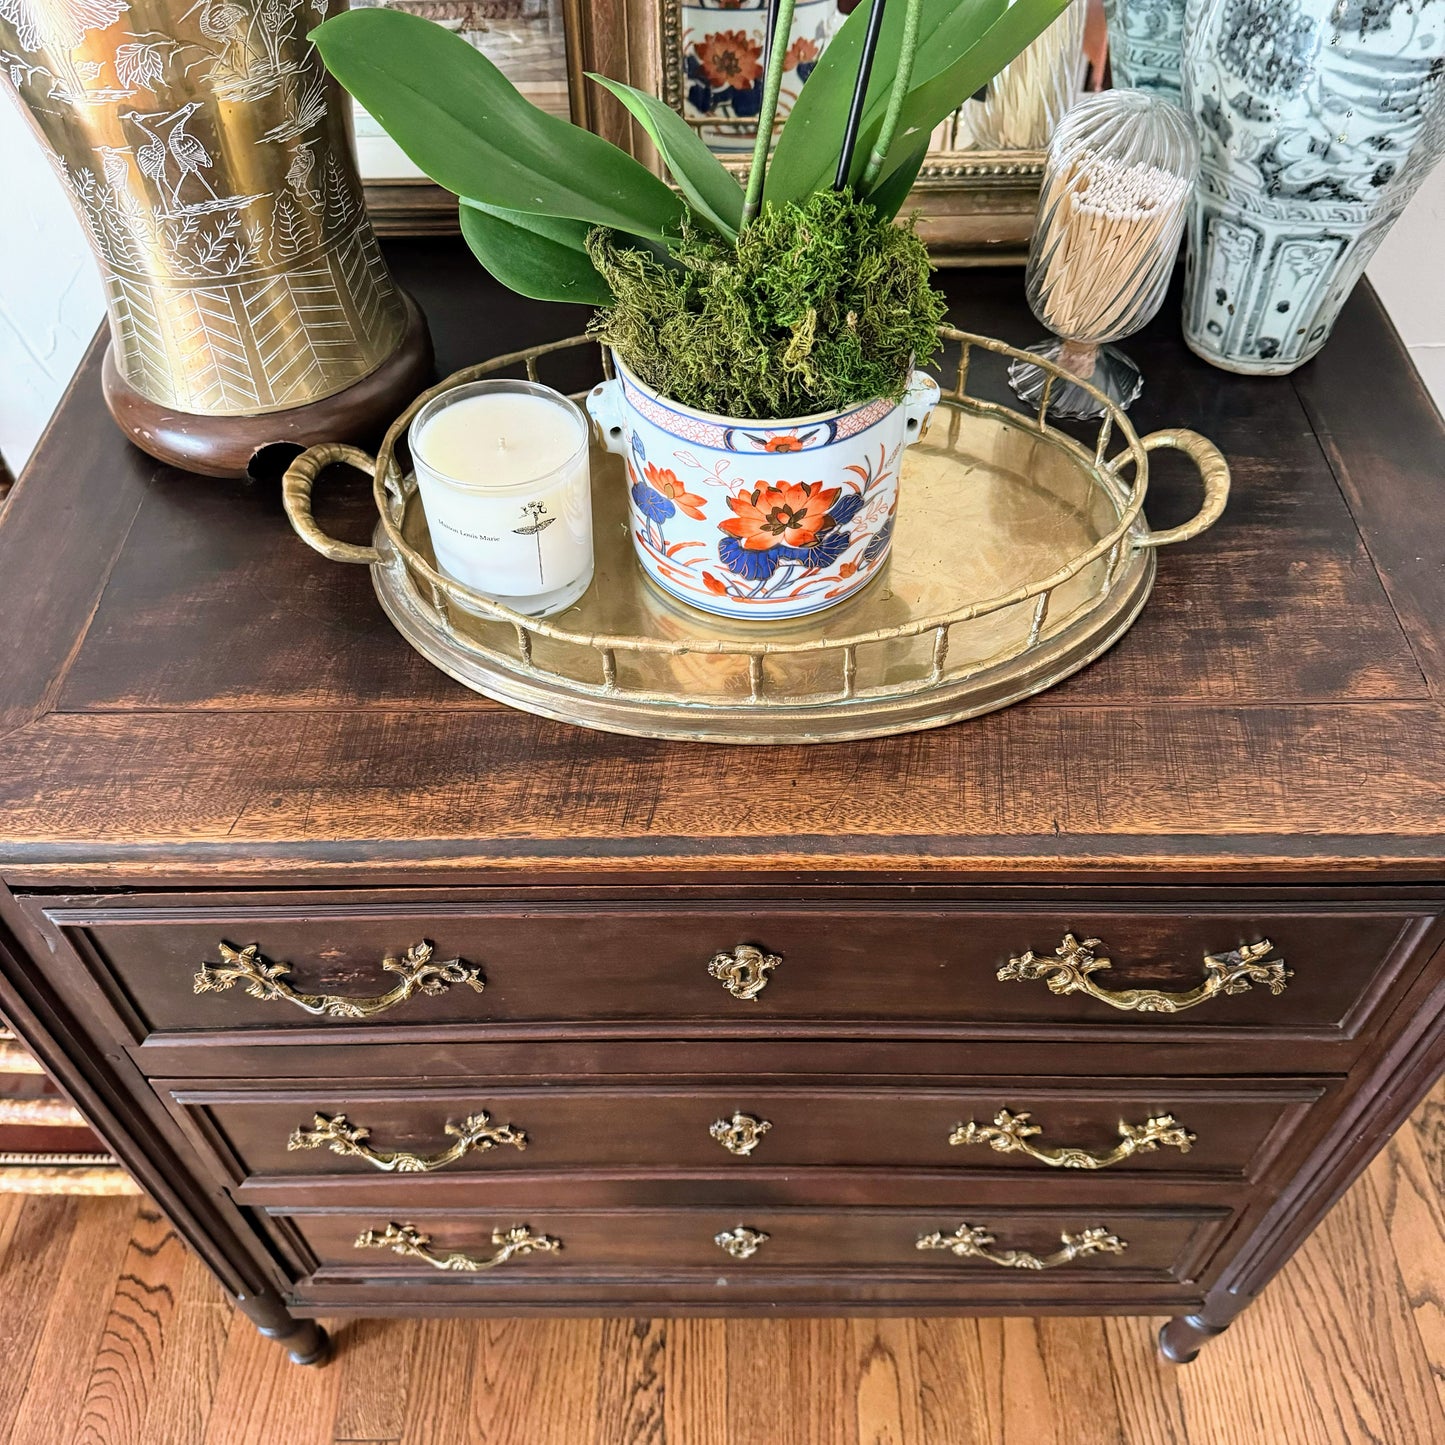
[650,0,1043,264]
[361,0,1051,260]
[362,0,609,235]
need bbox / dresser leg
[1158,1312,1231,1364]
[268,1320,332,1368]
[236,1291,333,1367]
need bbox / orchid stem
[742,0,797,226]
[835,0,889,190]
[860,0,922,192]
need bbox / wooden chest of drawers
[1,247,1444,1370]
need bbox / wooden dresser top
[1,241,1442,886]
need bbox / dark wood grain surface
[3,1097,1443,1445]
[0,243,1442,882]
[1,248,1444,1374]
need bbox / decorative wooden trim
[0,1095,87,1128]
[0,1029,44,1074]
[0,1152,140,1196]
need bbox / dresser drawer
[163,1078,1326,1188]
[273,1202,1230,1297]
[45,891,1443,1044]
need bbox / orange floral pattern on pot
[588,359,939,621]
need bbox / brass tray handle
[283,444,381,565]
[193,940,485,1020]
[998,933,1290,1014]
[1132,429,1230,549]
[288,1111,526,1173]
[950,1109,1195,1169]
[708,944,781,1000]
[355,1222,560,1272]
[917,1223,1127,1270]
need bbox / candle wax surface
[419,392,584,488]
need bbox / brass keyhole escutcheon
[708,944,781,1000]
[710,1112,772,1156]
[715,1226,769,1260]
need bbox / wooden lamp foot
[101,290,433,481]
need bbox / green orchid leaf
[865,141,931,222]
[312,10,684,240]
[588,73,743,237]
[459,202,614,306]
[882,0,1073,174]
[766,0,1004,206]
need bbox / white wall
[1,102,1442,473]
[1364,168,1445,407]
[0,97,105,469]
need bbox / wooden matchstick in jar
[1010,90,1200,420]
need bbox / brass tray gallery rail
[284,330,1228,743]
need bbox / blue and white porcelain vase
[1103,0,1188,99]
[1182,0,1445,375]
[682,0,844,154]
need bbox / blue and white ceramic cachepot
[587,361,941,621]
[1182,0,1445,374]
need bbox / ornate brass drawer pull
[715,1225,770,1259]
[354,1222,560,1272]
[708,944,781,1000]
[950,1109,1195,1169]
[193,940,485,1020]
[917,1223,1127,1270]
[288,1111,527,1173]
[998,934,1290,1014]
[710,1112,772,1156]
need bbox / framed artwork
[359,0,1105,261]
[358,0,600,234]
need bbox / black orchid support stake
[760,0,783,84]
[835,0,888,190]
[861,0,924,190]
[837,0,925,192]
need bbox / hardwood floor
[1,1083,1441,1445]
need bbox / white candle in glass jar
[409,380,594,617]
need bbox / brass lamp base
[101,291,434,481]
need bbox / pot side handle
[1134,429,1231,549]
[587,378,628,456]
[282,443,382,565]
[903,371,942,446]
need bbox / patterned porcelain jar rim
[607,351,915,431]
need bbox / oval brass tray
[284,330,1227,744]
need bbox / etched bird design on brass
[162,100,219,202]
[120,109,173,207]
[0,0,128,54]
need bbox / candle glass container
[1010,90,1200,419]
[409,379,594,618]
